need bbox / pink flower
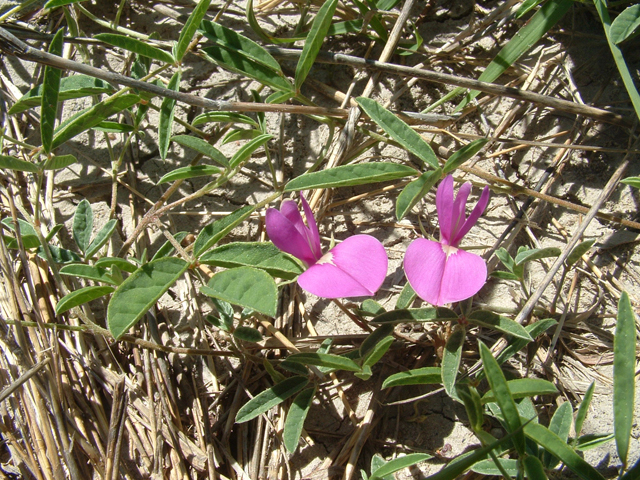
[404,175,490,306]
[265,196,388,298]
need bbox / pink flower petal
[452,186,490,246]
[300,195,322,260]
[297,235,388,298]
[436,175,454,243]
[449,182,471,242]
[265,207,317,266]
[404,238,487,306]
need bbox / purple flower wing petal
[436,175,454,243]
[404,238,447,306]
[297,235,387,298]
[404,238,487,306]
[453,186,490,245]
[300,195,322,259]
[438,247,487,304]
[265,208,317,266]
[450,182,471,242]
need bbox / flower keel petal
[265,208,317,266]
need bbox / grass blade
[41,28,64,154]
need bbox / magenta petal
[297,235,387,298]
[450,182,471,241]
[436,175,454,243]
[404,238,487,306]
[265,208,317,266]
[300,195,322,260]
[452,186,490,245]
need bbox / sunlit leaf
[174,0,212,62]
[467,310,532,340]
[229,134,272,169]
[85,219,117,259]
[442,326,465,397]
[73,199,93,254]
[59,264,118,285]
[236,376,308,423]
[481,378,558,404]
[396,168,442,220]
[55,285,114,315]
[283,386,316,453]
[0,155,40,173]
[382,367,441,388]
[192,111,258,128]
[171,135,229,167]
[442,139,488,174]
[43,154,77,170]
[158,71,181,160]
[157,165,222,184]
[41,28,64,154]
[610,4,640,44]
[95,33,175,64]
[285,352,361,372]
[193,204,255,257]
[370,454,432,480]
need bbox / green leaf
[52,94,139,149]
[107,257,189,339]
[157,165,222,184]
[467,310,532,341]
[285,162,416,192]
[94,257,138,273]
[524,422,605,480]
[201,267,277,317]
[575,433,615,451]
[171,135,229,167]
[359,299,386,317]
[0,155,41,173]
[229,134,272,169]
[246,0,305,44]
[356,97,439,169]
[363,335,394,369]
[158,71,181,160]
[396,168,442,220]
[222,128,263,145]
[544,402,573,468]
[610,4,640,44]
[285,352,361,372]
[621,457,640,480]
[236,376,308,423]
[38,244,81,263]
[494,247,515,272]
[295,0,339,91]
[174,0,212,62]
[490,271,521,281]
[9,75,114,115]
[442,326,465,397]
[481,378,558,404]
[372,307,458,324]
[382,367,442,388]
[456,383,484,432]
[359,323,394,359]
[514,247,561,266]
[85,219,117,259]
[192,111,258,128]
[55,285,114,315]
[395,282,416,309]
[442,139,488,174]
[41,28,65,154]
[614,292,636,466]
[59,264,118,285]
[193,205,255,257]
[524,455,548,480]
[457,0,573,110]
[150,232,187,261]
[92,121,135,133]
[621,176,640,189]
[95,33,175,64]
[471,458,518,477]
[43,154,77,170]
[575,381,595,438]
[233,326,263,343]
[199,242,304,279]
[515,0,544,18]
[200,20,285,73]
[210,298,235,331]
[370,454,432,480]
[283,386,316,453]
[45,0,87,8]
[479,342,525,455]
[73,199,93,254]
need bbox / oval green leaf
[370,453,432,480]
[159,71,181,160]
[284,162,416,192]
[233,326,263,343]
[59,264,118,285]
[55,285,114,315]
[514,247,561,266]
[285,353,361,372]
[467,310,532,341]
[283,386,316,453]
[193,204,255,257]
[171,135,229,167]
[73,199,93,254]
[0,155,41,173]
[43,154,77,171]
[610,4,640,44]
[95,33,175,64]
[85,219,117,259]
[565,239,595,268]
[157,165,222,184]
[382,367,442,389]
[442,326,465,397]
[481,378,558,404]
[201,266,277,317]
[107,257,189,339]
[236,376,309,423]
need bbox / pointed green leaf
[73,199,93,253]
[456,383,484,432]
[157,165,222,184]
[610,4,640,44]
[372,307,458,324]
[575,381,595,438]
[55,285,114,315]
[363,335,394,369]
[236,376,308,423]
[382,367,442,388]
[356,97,439,169]
[396,168,442,220]
[575,433,615,451]
[614,292,636,466]
[43,154,77,170]
[94,256,138,273]
[41,29,65,153]
[52,94,139,149]
[222,128,263,145]
[9,75,114,115]
[359,299,386,317]
[295,0,339,91]
[481,378,558,404]
[490,270,521,281]
[229,133,272,169]
[524,422,605,480]
[285,162,416,192]
[283,386,316,453]
[0,155,41,173]
[92,121,134,133]
[479,342,525,455]
[37,244,81,263]
[158,71,181,160]
[566,239,595,268]
[201,266,277,317]
[107,257,189,339]
[174,0,212,62]
[59,264,118,285]
[95,33,175,64]
[171,135,229,167]
[85,219,117,259]
[514,247,561,266]
[524,455,548,480]
[359,323,394,359]
[193,204,256,257]
[395,282,416,309]
[199,242,304,279]
[370,453,432,480]
[544,402,573,468]
[151,232,189,261]
[192,111,258,128]
[246,0,305,45]
[442,326,465,397]
[468,310,532,341]
[621,176,640,189]
[621,457,640,480]
[45,0,87,8]
[285,353,361,372]
[471,458,518,477]
[443,139,488,174]
[233,326,263,343]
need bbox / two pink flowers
[265,175,490,307]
